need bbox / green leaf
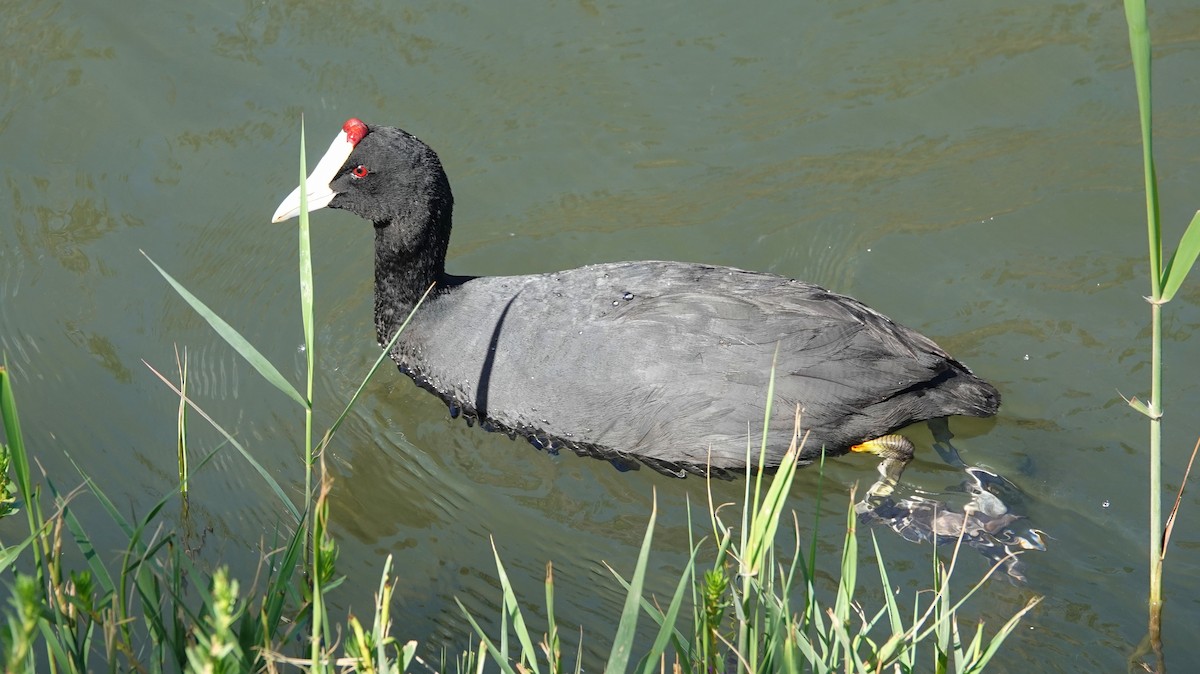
[313,282,435,456]
[871,533,910,669]
[298,119,317,466]
[970,597,1043,670]
[605,542,698,671]
[0,530,36,574]
[456,598,520,674]
[36,622,74,670]
[1127,396,1157,419]
[637,543,699,674]
[744,408,802,575]
[63,506,116,595]
[490,537,541,674]
[299,121,315,375]
[0,365,41,551]
[749,344,780,520]
[141,251,309,409]
[261,525,306,639]
[1123,0,1162,295]
[1160,210,1200,302]
[605,491,657,674]
[142,360,301,521]
[832,494,858,631]
[400,640,418,670]
[544,561,560,668]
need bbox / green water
[2,0,1200,669]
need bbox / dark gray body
[382,261,997,477]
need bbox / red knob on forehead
[343,118,368,145]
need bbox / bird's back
[384,261,998,475]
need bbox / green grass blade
[498,600,510,665]
[573,636,584,674]
[963,621,985,667]
[314,282,435,456]
[744,411,802,575]
[780,510,802,600]
[131,547,170,661]
[489,537,541,674]
[604,490,658,674]
[0,366,42,552]
[804,451,827,596]
[0,531,36,573]
[297,119,318,522]
[832,495,858,631]
[176,347,189,505]
[95,443,225,588]
[62,506,116,594]
[544,562,560,671]
[298,121,315,386]
[635,543,696,674]
[456,598,520,674]
[143,359,300,521]
[1160,210,1200,302]
[56,470,178,657]
[749,345,780,522]
[252,524,307,650]
[0,366,25,478]
[969,596,1042,670]
[870,533,909,669]
[400,640,418,671]
[1123,0,1162,294]
[141,251,309,410]
[61,453,134,538]
[36,621,75,671]
[603,541,698,672]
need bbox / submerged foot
[854,433,1046,582]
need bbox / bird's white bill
[271,128,355,223]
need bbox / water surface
[2,0,1200,669]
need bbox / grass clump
[459,407,1040,674]
[0,119,1034,672]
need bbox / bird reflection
[855,421,1046,582]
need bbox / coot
[272,119,999,477]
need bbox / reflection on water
[851,421,1046,582]
[860,464,1048,583]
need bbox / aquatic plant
[1120,1,1200,668]
[457,404,1039,674]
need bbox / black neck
[373,201,452,343]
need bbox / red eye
[351,165,369,178]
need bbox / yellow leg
[852,435,915,502]
[851,434,916,461]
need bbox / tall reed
[1120,1,1200,663]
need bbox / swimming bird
[272,118,1000,478]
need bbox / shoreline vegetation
[0,125,1037,672]
[0,358,1037,672]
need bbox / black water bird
[272,119,1000,477]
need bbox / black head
[272,118,453,229]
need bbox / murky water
[2,0,1200,669]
